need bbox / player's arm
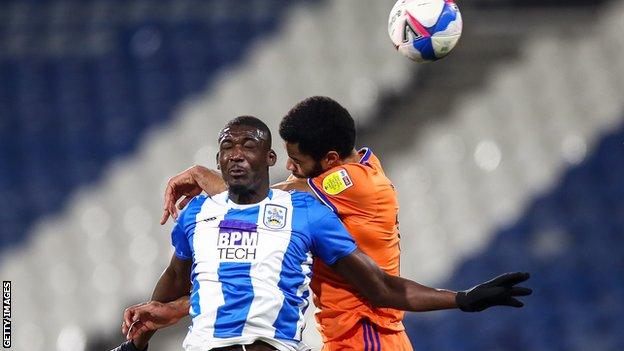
[161,166,317,224]
[122,295,191,342]
[160,165,226,224]
[117,254,192,350]
[311,208,531,313]
[271,178,317,197]
[331,249,532,312]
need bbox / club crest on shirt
[263,204,287,229]
[322,169,353,195]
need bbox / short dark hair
[279,96,355,161]
[222,115,272,148]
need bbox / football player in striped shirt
[114,114,531,351]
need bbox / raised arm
[115,254,192,351]
[160,165,226,224]
[161,166,318,224]
[271,177,317,197]
[332,249,531,313]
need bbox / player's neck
[228,182,271,205]
[341,149,360,164]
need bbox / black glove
[110,341,148,351]
[456,272,532,312]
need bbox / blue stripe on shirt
[171,196,207,318]
[273,194,311,340]
[213,262,254,337]
[213,204,260,337]
[224,206,261,224]
[189,274,201,318]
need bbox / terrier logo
[263,204,287,229]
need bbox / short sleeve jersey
[171,189,357,351]
[306,147,404,341]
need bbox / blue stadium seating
[0,0,313,251]
[405,121,624,350]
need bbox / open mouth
[228,167,247,177]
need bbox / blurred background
[1,0,623,350]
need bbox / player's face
[284,142,324,179]
[218,125,273,191]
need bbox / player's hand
[160,166,203,225]
[121,301,185,341]
[109,340,147,351]
[456,272,532,312]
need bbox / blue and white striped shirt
[171,189,357,351]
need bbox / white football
[388,0,463,63]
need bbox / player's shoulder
[193,190,233,211]
[358,147,383,169]
[284,189,322,208]
[189,194,210,207]
[312,148,384,193]
[284,189,335,217]
[267,188,315,209]
[265,190,334,234]
[310,163,371,198]
[176,195,209,215]
[176,195,209,226]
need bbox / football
[388,0,463,63]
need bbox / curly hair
[279,96,355,161]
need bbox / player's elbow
[160,260,191,295]
[366,287,394,308]
[362,277,394,308]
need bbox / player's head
[217,116,277,194]
[279,96,356,178]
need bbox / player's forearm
[133,263,190,348]
[164,295,191,321]
[129,297,190,349]
[191,165,227,195]
[271,178,317,197]
[374,275,458,312]
[333,251,457,312]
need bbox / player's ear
[267,149,277,166]
[215,152,220,170]
[323,151,341,168]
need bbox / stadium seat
[0,0,310,253]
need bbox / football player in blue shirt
[112,116,531,351]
